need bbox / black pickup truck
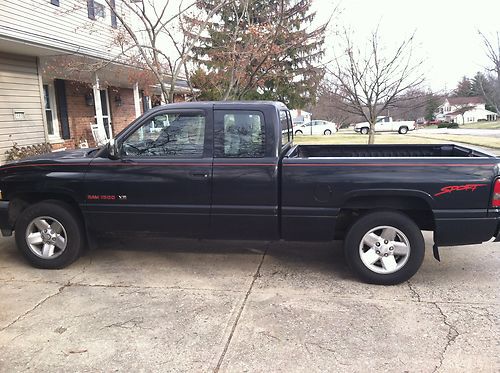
[1,101,499,284]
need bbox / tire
[344,211,425,285]
[360,127,369,135]
[399,126,408,134]
[324,129,332,135]
[295,130,303,135]
[15,201,84,269]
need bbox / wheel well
[334,196,434,240]
[9,193,82,229]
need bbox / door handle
[191,173,209,178]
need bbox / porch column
[133,82,141,118]
[92,73,106,138]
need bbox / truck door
[83,108,213,237]
[210,108,280,240]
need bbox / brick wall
[65,80,95,148]
[109,86,135,135]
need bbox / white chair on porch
[90,123,108,146]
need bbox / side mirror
[107,139,121,160]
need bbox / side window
[280,110,293,145]
[215,110,265,158]
[122,112,205,158]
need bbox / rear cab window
[215,110,266,158]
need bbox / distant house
[436,97,498,124]
[290,109,311,125]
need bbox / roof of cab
[147,100,288,112]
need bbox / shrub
[5,142,52,162]
[437,122,459,129]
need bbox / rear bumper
[434,210,500,246]
[0,201,12,236]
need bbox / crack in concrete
[407,280,421,302]
[213,244,269,373]
[432,302,460,373]
[0,283,70,333]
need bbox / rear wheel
[360,127,369,135]
[15,201,84,269]
[324,129,332,135]
[295,130,303,135]
[399,126,409,134]
[344,211,425,285]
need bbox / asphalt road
[0,232,498,372]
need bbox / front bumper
[0,200,12,236]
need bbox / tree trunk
[368,121,376,144]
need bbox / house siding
[0,0,124,60]
[0,53,46,163]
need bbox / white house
[0,0,189,163]
[436,97,498,124]
[290,109,312,125]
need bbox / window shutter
[110,0,117,28]
[87,0,95,20]
[50,0,60,6]
[54,80,71,140]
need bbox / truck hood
[1,148,98,170]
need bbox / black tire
[360,127,369,135]
[399,126,408,134]
[324,129,332,135]
[344,211,425,285]
[15,201,84,269]
[295,130,303,135]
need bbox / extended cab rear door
[210,105,280,239]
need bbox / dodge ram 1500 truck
[1,101,499,284]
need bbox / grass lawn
[408,134,500,149]
[293,132,500,150]
[459,121,500,129]
[294,133,445,145]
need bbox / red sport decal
[434,184,487,197]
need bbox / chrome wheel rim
[25,216,67,259]
[358,225,410,275]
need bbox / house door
[98,89,113,138]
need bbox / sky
[312,0,500,92]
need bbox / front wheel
[295,130,303,135]
[344,211,425,285]
[15,201,84,269]
[323,129,332,135]
[399,126,408,134]
[360,127,369,135]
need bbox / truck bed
[288,144,492,158]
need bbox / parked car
[1,101,499,285]
[426,119,443,125]
[354,116,415,134]
[294,120,337,135]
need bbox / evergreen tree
[453,76,474,97]
[186,0,327,108]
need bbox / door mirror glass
[107,138,121,159]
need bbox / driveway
[0,233,498,372]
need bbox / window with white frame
[43,84,61,140]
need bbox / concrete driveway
[0,233,498,372]
[415,128,500,138]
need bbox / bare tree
[479,31,500,114]
[101,0,232,103]
[327,29,424,144]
